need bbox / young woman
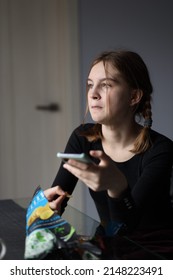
[44,50,173,240]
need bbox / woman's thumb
[89,150,108,162]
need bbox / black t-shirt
[52,123,173,233]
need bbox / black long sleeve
[51,123,173,232]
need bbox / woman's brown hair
[82,50,153,154]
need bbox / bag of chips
[24,187,101,259]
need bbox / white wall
[78,0,173,220]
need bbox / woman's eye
[87,83,93,89]
[101,83,111,89]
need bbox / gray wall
[78,0,173,220]
[78,0,173,138]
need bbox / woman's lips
[91,105,102,109]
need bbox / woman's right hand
[44,186,67,211]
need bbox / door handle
[36,102,60,112]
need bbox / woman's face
[87,61,135,126]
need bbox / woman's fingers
[44,186,66,200]
[66,159,92,170]
[44,186,67,211]
[63,162,83,178]
[89,150,109,166]
[48,194,66,211]
[63,150,116,192]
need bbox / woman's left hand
[63,150,127,198]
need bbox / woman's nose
[90,86,101,100]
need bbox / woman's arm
[108,135,173,231]
[45,126,85,212]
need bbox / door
[0,0,81,199]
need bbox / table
[0,198,99,260]
[0,198,172,260]
[15,197,100,238]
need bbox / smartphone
[57,152,93,164]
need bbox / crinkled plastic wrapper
[24,187,101,260]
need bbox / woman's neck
[101,122,141,162]
[102,122,140,146]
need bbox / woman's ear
[130,89,143,106]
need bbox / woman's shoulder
[75,123,95,132]
[68,123,95,143]
[144,129,173,161]
[150,129,173,148]
[138,129,173,171]
[71,123,95,138]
